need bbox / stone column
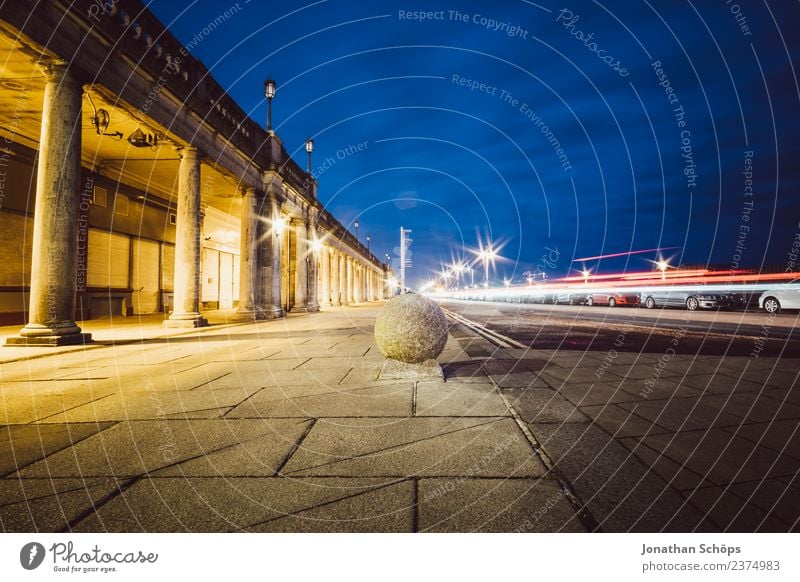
[291,217,309,311]
[346,257,354,304]
[305,211,320,311]
[264,190,285,318]
[164,147,208,327]
[330,249,340,306]
[8,64,91,346]
[165,147,208,328]
[234,186,257,320]
[340,254,349,306]
[320,245,331,307]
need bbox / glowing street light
[467,266,474,287]
[503,277,511,288]
[582,268,590,284]
[478,246,498,287]
[273,216,286,236]
[311,238,323,254]
[657,260,669,280]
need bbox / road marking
[442,308,528,349]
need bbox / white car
[759,283,800,314]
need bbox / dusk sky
[148,0,800,287]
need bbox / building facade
[0,0,388,344]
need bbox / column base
[5,333,92,347]
[163,315,209,328]
[289,304,319,313]
[261,305,285,319]
[231,309,258,322]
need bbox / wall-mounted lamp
[127,128,159,149]
[87,94,123,140]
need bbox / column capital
[175,145,203,161]
[38,60,82,84]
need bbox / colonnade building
[0,0,389,345]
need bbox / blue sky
[148,0,800,286]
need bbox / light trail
[572,247,680,262]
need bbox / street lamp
[305,138,314,174]
[657,260,669,280]
[366,234,371,252]
[354,220,359,240]
[467,266,474,287]
[582,268,590,284]
[478,246,497,287]
[264,79,276,132]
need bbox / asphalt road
[439,300,800,358]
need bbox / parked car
[586,292,640,307]
[759,282,800,314]
[640,290,736,311]
[554,292,588,305]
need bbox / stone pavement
[0,304,797,532]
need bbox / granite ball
[374,294,448,363]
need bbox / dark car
[641,290,736,311]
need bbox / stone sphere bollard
[374,294,448,367]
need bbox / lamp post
[264,79,276,132]
[305,138,314,174]
[657,260,669,280]
[467,266,474,287]
[354,220,359,240]
[582,269,590,285]
[366,234,371,252]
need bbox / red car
[587,292,640,307]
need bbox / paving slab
[505,387,589,424]
[680,485,791,532]
[531,422,715,532]
[282,417,544,478]
[16,419,311,478]
[579,404,668,438]
[0,477,126,532]
[418,478,585,532]
[1,384,118,424]
[618,437,713,491]
[415,382,509,417]
[37,387,261,422]
[0,423,115,477]
[724,420,800,461]
[71,477,413,533]
[556,382,640,406]
[635,429,799,485]
[616,397,744,432]
[226,384,413,418]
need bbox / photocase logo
[20,542,46,570]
